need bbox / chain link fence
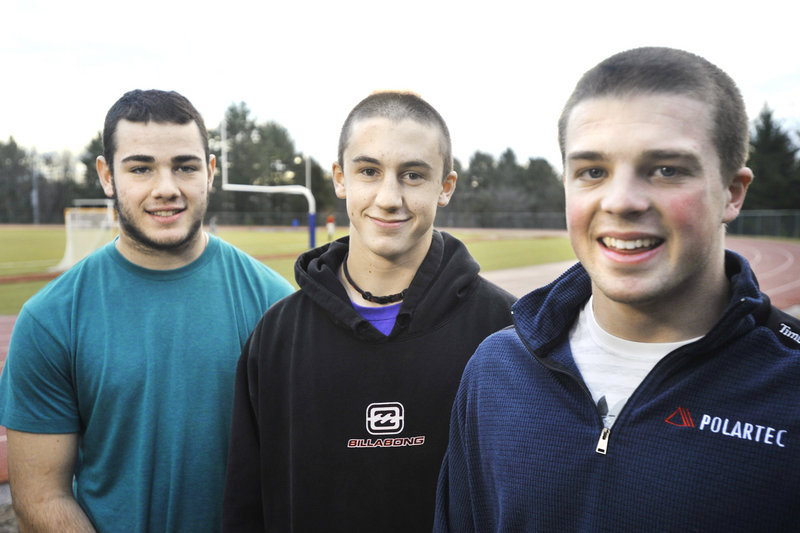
[207,209,799,239]
[727,210,800,239]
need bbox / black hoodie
[223,231,516,532]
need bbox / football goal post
[219,120,317,249]
[52,199,117,272]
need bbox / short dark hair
[102,89,209,175]
[338,91,453,180]
[557,47,749,180]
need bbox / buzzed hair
[102,89,209,175]
[557,47,749,179]
[337,91,454,180]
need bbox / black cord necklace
[342,254,408,304]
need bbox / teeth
[152,210,179,217]
[602,237,659,250]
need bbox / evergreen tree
[78,132,107,200]
[0,137,33,222]
[746,106,799,209]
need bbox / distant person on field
[221,91,516,532]
[434,46,800,532]
[326,212,336,241]
[0,89,294,532]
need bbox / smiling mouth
[148,209,185,217]
[600,237,663,251]
[371,216,407,226]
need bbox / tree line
[1,103,798,226]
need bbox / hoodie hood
[293,230,482,341]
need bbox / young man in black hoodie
[222,91,516,531]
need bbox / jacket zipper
[515,282,752,458]
[514,323,612,454]
[596,427,610,455]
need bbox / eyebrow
[640,150,702,167]
[351,155,434,171]
[120,154,203,164]
[567,149,702,167]
[567,150,606,163]
[120,154,155,164]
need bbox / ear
[207,154,217,189]
[97,156,115,198]
[437,171,458,207]
[722,167,753,223]
[332,161,347,199]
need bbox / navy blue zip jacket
[436,251,800,532]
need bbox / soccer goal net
[52,200,117,272]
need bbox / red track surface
[727,237,800,312]
[0,235,797,485]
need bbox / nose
[374,174,403,211]
[600,167,650,215]
[152,167,180,199]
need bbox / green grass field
[0,225,575,315]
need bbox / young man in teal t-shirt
[0,90,294,532]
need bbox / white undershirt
[569,297,701,428]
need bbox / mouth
[600,236,663,252]
[370,216,408,228]
[147,208,185,218]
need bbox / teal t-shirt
[0,236,294,532]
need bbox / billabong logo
[665,407,695,427]
[366,402,404,435]
[348,401,425,449]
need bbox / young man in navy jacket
[436,47,800,532]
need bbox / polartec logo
[665,407,694,427]
[666,406,788,448]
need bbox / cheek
[564,194,591,231]
[663,193,713,231]
[408,195,438,220]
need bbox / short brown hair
[338,91,453,180]
[557,47,749,179]
[103,89,209,175]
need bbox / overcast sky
[3,0,799,173]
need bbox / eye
[176,165,199,173]
[360,167,379,178]
[655,166,683,179]
[658,167,677,178]
[404,172,424,182]
[577,167,606,180]
[130,166,150,174]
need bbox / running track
[0,235,798,485]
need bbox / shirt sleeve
[0,308,81,434]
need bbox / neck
[591,280,731,343]
[343,256,407,304]
[340,254,419,308]
[116,231,209,270]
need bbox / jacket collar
[513,250,767,361]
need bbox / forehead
[344,116,444,163]
[565,94,715,160]
[113,119,205,161]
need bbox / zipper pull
[596,427,610,455]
